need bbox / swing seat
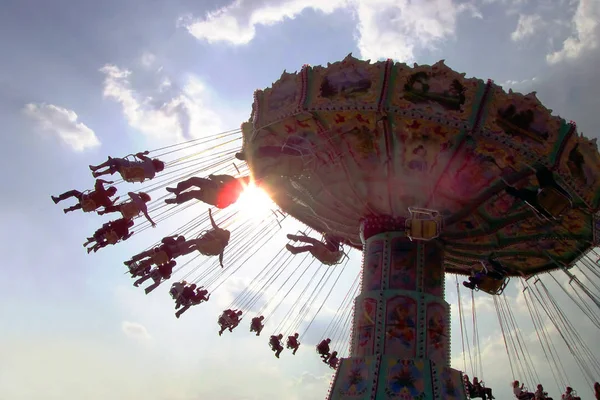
[191,293,209,305]
[536,187,572,218]
[151,250,169,266]
[170,287,183,300]
[218,314,235,328]
[120,202,140,219]
[479,259,506,279]
[128,261,143,275]
[477,276,510,295]
[81,197,97,212]
[197,239,224,256]
[104,230,120,245]
[119,166,146,183]
[314,248,344,265]
[405,207,442,241]
[197,231,228,256]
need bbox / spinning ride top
[238,54,600,400]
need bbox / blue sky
[1,0,599,399]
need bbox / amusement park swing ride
[52,54,600,400]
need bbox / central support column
[327,221,468,400]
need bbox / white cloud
[121,321,152,342]
[140,52,156,68]
[0,335,331,400]
[23,103,100,152]
[511,14,543,41]
[159,77,172,91]
[181,0,482,62]
[99,64,223,143]
[546,0,600,63]
[181,0,347,46]
[499,76,537,90]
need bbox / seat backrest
[104,230,119,244]
[120,202,140,219]
[478,276,508,295]
[120,166,146,183]
[152,250,169,266]
[81,197,97,212]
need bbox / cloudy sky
[1,0,599,399]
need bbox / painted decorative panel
[389,238,418,290]
[364,240,384,291]
[384,295,417,359]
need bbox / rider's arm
[128,192,156,226]
[135,151,151,161]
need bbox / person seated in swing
[505,166,572,219]
[464,375,478,398]
[286,233,343,265]
[316,338,331,361]
[83,218,134,253]
[165,175,250,209]
[473,377,495,400]
[464,254,508,290]
[218,309,242,336]
[562,387,581,400]
[52,179,118,214]
[269,334,284,358]
[99,192,156,227]
[125,235,186,273]
[133,260,176,293]
[127,260,152,278]
[176,283,198,309]
[535,384,553,400]
[250,316,265,336]
[227,309,243,329]
[483,253,509,280]
[463,270,488,290]
[169,281,186,302]
[513,380,535,400]
[171,210,229,266]
[175,287,210,319]
[326,351,339,369]
[594,382,600,400]
[286,333,300,355]
[89,151,165,182]
[192,287,210,303]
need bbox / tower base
[327,356,468,400]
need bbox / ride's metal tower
[326,219,467,400]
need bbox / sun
[236,180,277,219]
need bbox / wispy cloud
[180,0,348,46]
[100,64,223,143]
[546,0,600,63]
[499,76,537,90]
[22,103,100,152]
[121,321,152,342]
[140,52,156,68]
[511,14,543,41]
[180,0,482,62]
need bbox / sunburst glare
[235,181,276,219]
